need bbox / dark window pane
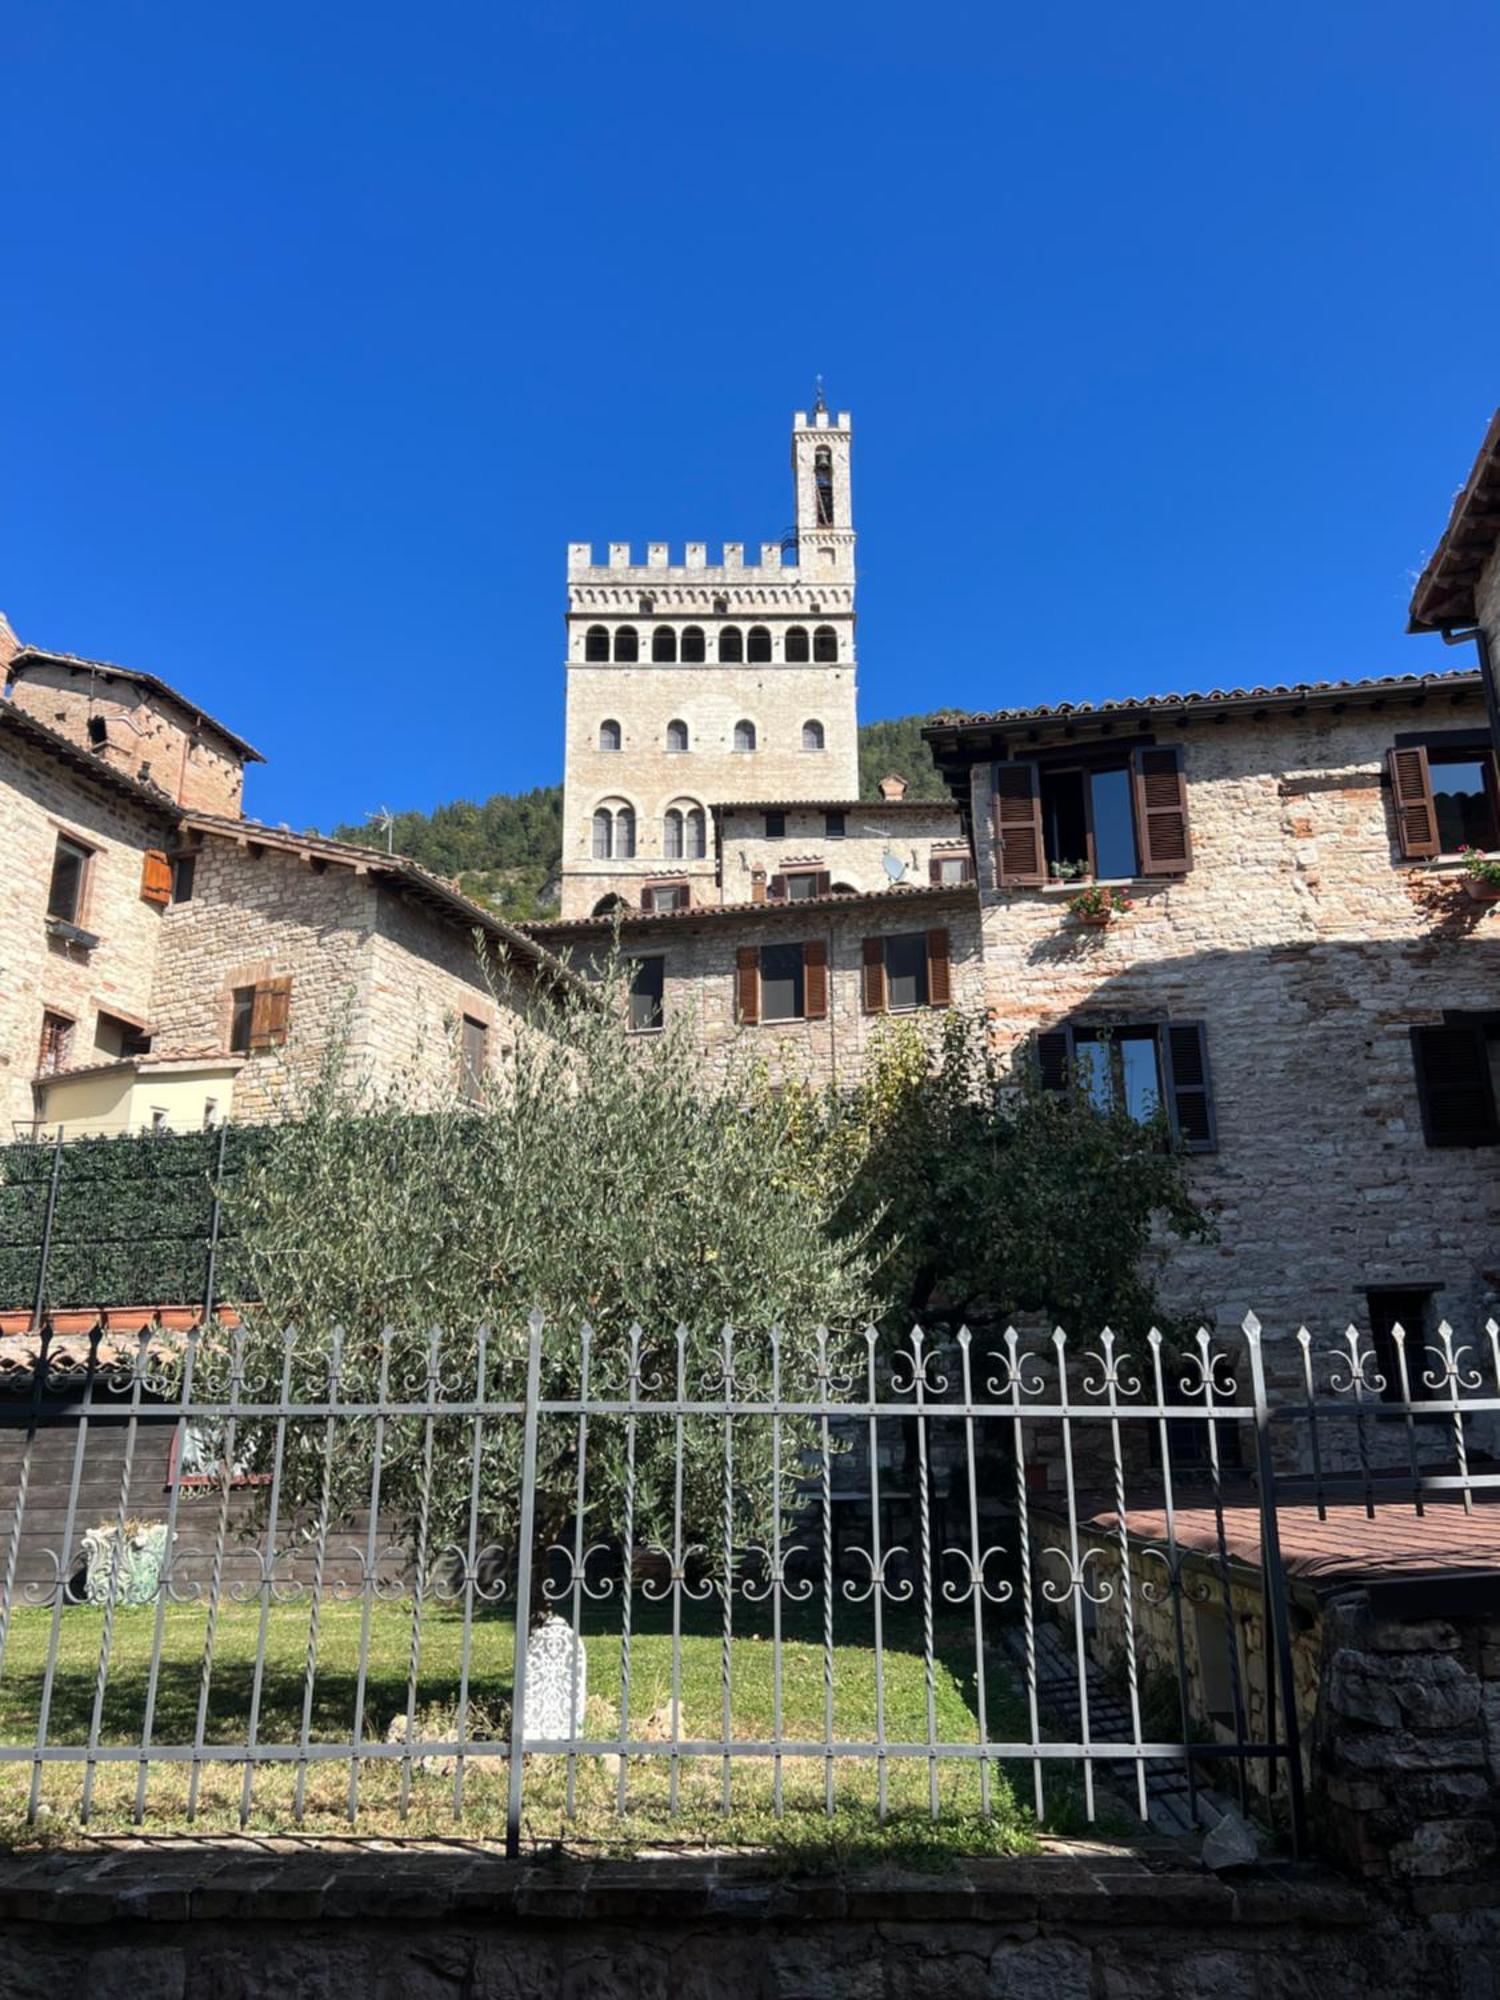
[1368,1288,1437,1404]
[629,957,665,1032]
[785,872,819,901]
[1039,768,1088,875]
[760,943,805,1022]
[47,839,87,922]
[765,811,785,838]
[884,932,929,1011]
[1090,766,1139,879]
[1073,1027,1161,1124]
[1431,756,1499,853]
[171,854,196,903]
[826,811,846,838]
[229,987,256,1055]
[461,1016,487,1102]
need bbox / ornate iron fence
[0,1308,1497,1856]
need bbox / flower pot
[1462,876,1500,904]
[1076,912,1114,928]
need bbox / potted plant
[1067,884,1133,927]
[1459,847,1500,904]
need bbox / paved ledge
[0,1837,1485,1999]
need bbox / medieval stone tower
[559,399,860,918]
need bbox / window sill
[45,917,100,950]
[1038,877,1147,896]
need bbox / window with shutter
[735,946,761,1025]
[140,850,172,906]
[244,977,292,1054]
[1387,746,1441,860]
[1033,1019,1217,1151]
[1035,1028,1072,1092]
[1162,1021,1216,1151]
[993,762,1046,885]
[759,943,805,1022]
[803,939,828,1020]
[862,936,887,1013]
[460,1015,488,1103]
[628,957,665,1033]
[1411,1021,1500,1146]
[930,854,973,885]
[1131,746,1192,875]
[926,928,951,1008]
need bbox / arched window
[666,718,689,753]
[802,719,825,752]
[747,625,772,663]
[734,719,757,753]
[681,626,706,663]
[784,626,810,662]
[592,894,627,917]
[614,625,639,663]
[813,624,838,662]
[719,626,744,663]
[651,626,677,663]
[815,446,835,526]
[663,808,684,860]
[594,800,636,860]
[585,625,610,661]
[599,718,622,752]
[685,807,707,860]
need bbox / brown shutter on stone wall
[1410,1023,1499,1146]
[1387,746,1440,860]
[925,928,951,1008]
[250,977,292,1052]
[803,939,829,1020]
[736,947,761,1025]
[993,761,1045,886]
[140,849,172,906]
[768,873,788,902]
[1162,1021,1217,1152]
[1131,746,1192,875]
[813,870,832,897]
[862,936,887,1013]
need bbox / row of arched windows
[591,800,707,861]
[583,624,840,664]
[598,718,825,753]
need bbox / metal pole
[30,1129,64,1332]
[201,1120,230,1322]
[1244,1314,1307,1858]
[506,1311,544,1859]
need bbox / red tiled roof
[921,670,1484,740]
[522,881,973,936]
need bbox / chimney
[750,867,767,905]
[879,772,908,802]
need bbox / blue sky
[5,2,1498,831]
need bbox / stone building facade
[716,795,970,903]
[921,671,1500,1377]
[559,401,862,917]
[0,636,573,1141]
[533,883,982,1090]
[7,645,261,817]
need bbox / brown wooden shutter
[993,761,1046,885]
[926,928,951,1008]
[1387,746,1439,860]
[1131,746,1192,875]
[140,849,172,906]
[1035,1027,1073,1092]
[250,977,292,1052]
[1161,1021,1217,1152]
[813,870,832,897]
[736,947,761,1025]
[862,936,887,1013]
[1411,1023,1499,1146]
[803,938,828,1020]
[768,873,788,902]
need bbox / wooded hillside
[331,714,954,920]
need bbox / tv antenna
[367,806,396,855]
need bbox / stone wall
[9,659,247,816]
[540,888,983,1089]
[0,728,177,1134]
[719,802,966,902]
[966,692,1500,1390]
[0,1843,1484,1997]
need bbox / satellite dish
[882,852,907,883]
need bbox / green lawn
[0,1599,1052,1855]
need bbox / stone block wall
[966,693,1500,1391]
[0,730,177,1134]
[541,889,983,1090]
[719,802,967,901]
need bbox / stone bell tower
[559,397,860,919]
